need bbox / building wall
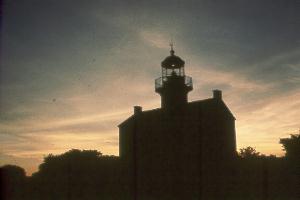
[119,100,236,199]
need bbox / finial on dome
[169,41,175,56]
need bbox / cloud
[140,30,171,49]
[0,70,161,167]
[190,66,272,93]
[235,90,300,155]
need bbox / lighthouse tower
[155,45,193,109]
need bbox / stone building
[119,47,237,199]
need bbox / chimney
[213,90,222,100]
[134,106,142,115]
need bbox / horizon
[1,0,299,175]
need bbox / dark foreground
[1,149,299,200]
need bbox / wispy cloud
[235,90,300,155]
[140,30,171,49]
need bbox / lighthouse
[119,47,236,200]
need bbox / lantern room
[155,46,193,109]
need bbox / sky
[1,0,299,175]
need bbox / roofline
[118,97,236,127]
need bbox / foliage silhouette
[279,134,300,199]
[1,143,300,200]
[280,134,300,161]
[238,146,260,159]
[30,149,122,200]
[0,165,27,200]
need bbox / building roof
[118,98,235,127]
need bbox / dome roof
[161,50,185,69]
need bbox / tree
[0,165,27,200]
[238,146,260,158]
[30,149,121,200]
[280,134,300,160]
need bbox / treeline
[1,150,125,200]
[1,134,299,200]
[233,148,299,199]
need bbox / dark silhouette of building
[119,47,237,199]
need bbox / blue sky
[1,0,299,175]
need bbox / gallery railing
[155,76,193,90]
